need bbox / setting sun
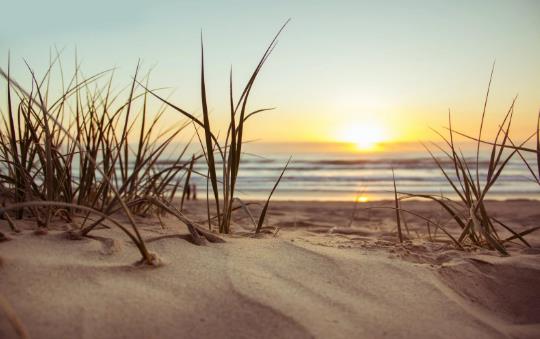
[356,195,369,203]
[337,122,388,151]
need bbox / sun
[356,195,369,203]
[337,122,388,151]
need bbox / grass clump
[0,55,210,264]
[0,23,291,263]
[392,68,540,254]
[143,20,291,234]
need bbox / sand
[1,199,539,338]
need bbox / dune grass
[388,71,540,254]
[5,23,536,260]
[0,54,217,263]
[0,24,291,263]
[142,20,290,234]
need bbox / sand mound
[1,229,533,338]
[1,200,540,338]
[438,255,540,324]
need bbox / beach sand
[1,199,539,338]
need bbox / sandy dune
[1,200,539,338]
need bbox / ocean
[180,146,539,202]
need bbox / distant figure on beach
[185,184,191,200]
[192,184,197,200]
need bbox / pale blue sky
[2,0,539,144]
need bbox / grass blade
[256,157,290,234]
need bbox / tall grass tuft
[142,20,291,234]
[393,71,540,254]
[0,55,211,263]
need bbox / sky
[1,0,540,151]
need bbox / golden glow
[336,122,389,151]
[356,196,369,203]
